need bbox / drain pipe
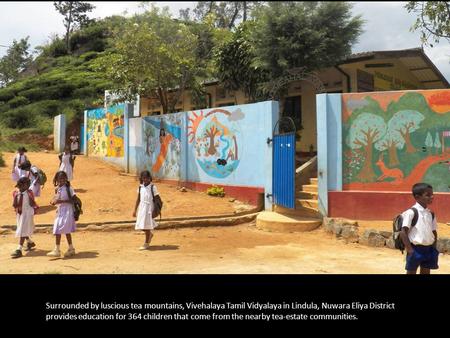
[335,65,351,93]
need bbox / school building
[78,47,450,225]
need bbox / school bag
[65,185,83,221]
[392,207,435,253]
[150,184,163,219]
[31,166,47,186]
[138,184,163,219]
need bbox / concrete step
[274,204,321,218]
[309,177,318,184]
[297,191,318,200]
[256,211,322,233]
[297,199,318,209]
[302,184,318,193]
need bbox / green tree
[250,2,363,79]
[180,1,264,29]
[95,6,199,114]
[0,37,32,86]
[53,1,95,53]
[405,1,450,45]
[214,21,267,102]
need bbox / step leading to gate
[256,211,322,233]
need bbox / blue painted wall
[316,94,343,216]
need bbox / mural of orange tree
[343,90,450,192]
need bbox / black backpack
[139,184,163,219]
[393,207,435,253]
[65,185,83,221]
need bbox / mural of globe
[191,109,243,179]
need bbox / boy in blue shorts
[400,183,439,274]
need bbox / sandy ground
[0,224,449,274]
[0,151,449,274]
[0,151,250,227]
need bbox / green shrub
[1,107,36,129]
[0,152,5,167]
[8,96,30,108]
[207,185,225,197]
[30,100,63,117]
[0,88,15,102]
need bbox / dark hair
[53,171,70,187]
[15,177,31,189]
[17,147,27,152]
[139,170,152,184]
[412,183,433,197]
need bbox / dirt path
[1,151,448,274]
[0,152,251,227]
[0,224,449,274]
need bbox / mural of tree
[144,124,156,156]
[389,110,425,153]
[375,126,404,167]
[425,131,433,154]
[204,125,220,156]
[434,131,442,154]
[346,113,386,182]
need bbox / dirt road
[0,223,449,274]
[0,151,449,274]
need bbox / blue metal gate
[80,123,85,154]
[273,132,296,209]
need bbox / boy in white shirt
[400,183,439,274]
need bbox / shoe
[64,248,76,258]
[139,243,150,250]
[47,249,61,257]
[11,249,22,259]
[24,241,36,251]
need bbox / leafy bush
[0,88,15,102]
[8,95,30,108]
[206,185,225,197]
[0,152,5,167]
[1,107,36,129]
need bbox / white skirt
[135,201,158,230]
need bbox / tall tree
[181,1,264,29]
[251,2,363,79]
[0,37,32,86]
[95,6,199,114]
[214,21,267,102]
[405,1,450,45]
[53,1,95,53]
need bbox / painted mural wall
[142,113,183,180]
[342,90,450,192]
[135,102,276,188]
[86,104,125,157]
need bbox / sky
[0,1,449,82]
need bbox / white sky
[0,1,449,82]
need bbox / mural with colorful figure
[87,104,125,157]
[188,108,243,179]
[342,90,450,192]
[142,113,182,179]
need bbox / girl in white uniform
[133,171,159,250]
[11,147,28,182]
[47,171,77,258]
[58,147,74,181]
[11,177,38,258]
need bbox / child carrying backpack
[393,183,439,275]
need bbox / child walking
[58,146,74,181]
[47,171,76,258]
[29,165,42,197]
[11,147,29,182]
[132,171,159,250]
[400,182,439,274]
[11,177,38,258]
